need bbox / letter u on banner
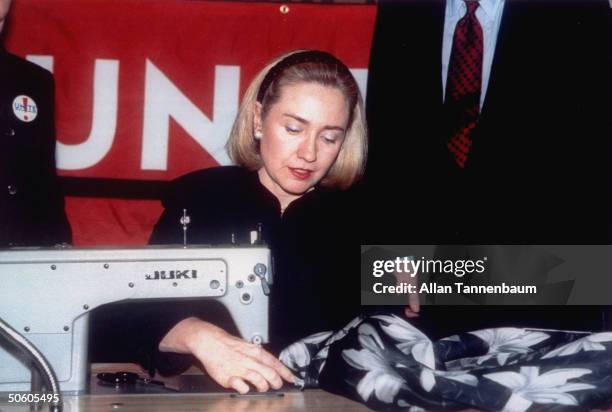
[56,59,120,170]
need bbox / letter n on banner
[141,60,239,170]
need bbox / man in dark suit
[0,0,71,246]
[365,0,609,245]
[363,0,609,332]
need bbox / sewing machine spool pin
[257,223,263,245]
[179,209,191,247]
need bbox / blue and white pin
[12,95,38,122]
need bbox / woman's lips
[289,167,313,180]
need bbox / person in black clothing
[365,0,609,244]
[95,50,370,393]
[0,0,71,247]
[362,0,609,337]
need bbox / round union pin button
[12,95,38,122]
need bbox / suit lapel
[432,1,446,108]
[479,0,510,118]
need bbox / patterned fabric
[446,0,483,168]
[280,314,612,411]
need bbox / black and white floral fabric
[280,314,612,411]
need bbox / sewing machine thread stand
[179,209,191,247]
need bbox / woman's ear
[253,102,263,140]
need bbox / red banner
[5,0,375,245]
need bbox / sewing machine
[0,245,272,394]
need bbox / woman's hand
[394,270,420,318]
[159,317,295,393]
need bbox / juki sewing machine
[0,244,273,394]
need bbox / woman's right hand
[394,270,420,318]
[158,317,296,393]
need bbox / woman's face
[255,82,349,209]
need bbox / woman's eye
[321,135,338,144]
[285,126,301,134]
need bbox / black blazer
[365,0,609,244]
[0,48,71,246]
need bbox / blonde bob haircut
[226,50,368,190]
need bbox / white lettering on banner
[26,55,54,73]
[23,56,369,173]
[141,60,238,170]
[55,59,120,170]
[350,69,368,101]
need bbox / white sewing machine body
[0,245,272,394]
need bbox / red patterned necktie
[445,0,483,168]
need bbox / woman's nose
[297,136,317,162]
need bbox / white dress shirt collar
[447,0,500,22]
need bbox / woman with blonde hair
[139,49,368,393]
